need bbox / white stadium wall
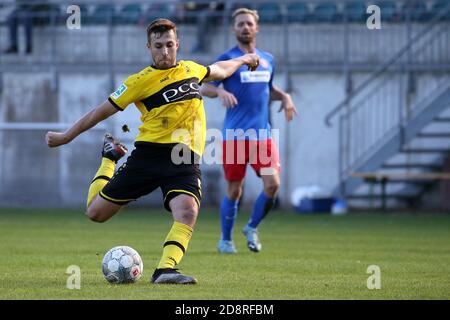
[0,70,345,208]
[1,70,448,208]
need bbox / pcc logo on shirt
[240,71,271,83]
[111,84,127,99]
[162,80,200,103]
[141,77,202,111]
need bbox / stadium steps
[381,163,442,170]
[416,132,450,138]
[433,117,450,122]
[400,148,450,154]
[346,194,417,200]
[346,172,441,210]
[326,2,450,209]
[345,192,422,210]
[340,84,450,195]
[351,102,450,206]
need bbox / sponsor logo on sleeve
[111,84,127,99]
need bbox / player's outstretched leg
[102,133,128,163]
[86,133,128,208]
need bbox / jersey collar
[150,62,179,70]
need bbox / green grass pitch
[0,208,449,299]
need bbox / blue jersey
[210,46,274,141]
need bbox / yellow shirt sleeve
[108,74,142,111]
[185,61,210,84]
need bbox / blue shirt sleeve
[269,56,275,90]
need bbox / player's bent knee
[170,195,199,225]
[227,187,242,200]
[85,209,108,223]
[227,182,244,200]
[85,206,116,223]
[264,182,280,197]
[85,196,121,223]
[178,200,198,219]
[180,206,198,222]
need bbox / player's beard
[155,56,176,69]
[236,33,255,45]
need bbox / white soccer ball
[102,246,143,284]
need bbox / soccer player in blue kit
[201,8,298,253]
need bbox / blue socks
[220,193,274,240]
[248,192,274,228]
[220,196,238,241]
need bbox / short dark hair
[146,18,177,43]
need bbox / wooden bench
[350,172,450,210]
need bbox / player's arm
[203,53,259,82]
[200,53,258,108]
[45,100,118,148]
[200,84,238,108]
[270,84,298,122]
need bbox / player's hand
[45,131,70,148]
[242,53,259,71]
[277,94,298,122]
[217,89,238,108]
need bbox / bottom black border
[0,300,447,319]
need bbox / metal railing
[324,3,450,195]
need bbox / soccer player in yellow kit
[45,19,259,284]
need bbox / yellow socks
[87,159,194,270]
[86,158,115,207]
[157,221,193,269]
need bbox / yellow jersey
[108,60,210,156]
